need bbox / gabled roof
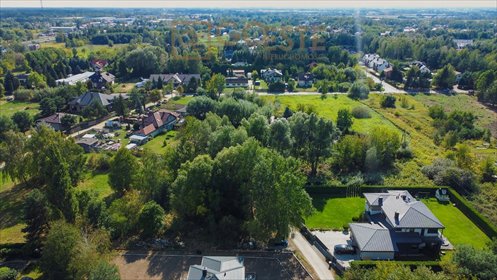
[137,124,156,136]
[298,72,314,82]
[37,112,76,124]
[149,73,201,84]
[69,92,116,107]
[349,223,397,252]
[90,71,115,84]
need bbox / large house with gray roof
[349,190,444,260]
[69,92,128,112]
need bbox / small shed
[125,143,137,150]
[129,135,148,145]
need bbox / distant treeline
[91,32,138,45]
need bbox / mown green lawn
[423,198,490,249]
[305,196,365,230]
[0,101,40,118]
[142,130,177,153]
[78,173,113,199]
[262,94,398,134]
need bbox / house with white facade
[349,190,445,260]
[362,54,390,73]
[261,68,283,83]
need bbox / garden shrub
[351,106,372,119]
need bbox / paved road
[291,230,335,280]
[363,69,406,94]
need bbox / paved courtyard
[312,230,360,268]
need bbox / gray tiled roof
[365,191,444,229]
[350,223,397,252]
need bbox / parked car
[334,244,355,255]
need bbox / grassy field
[40,42,128,59]
[142,130,177,153]
[0,183,30,244]
[305,196,365,230]
[423,198,490,249]
[78,173,113,199]
[262,94,398,134]
[0,101,40,118]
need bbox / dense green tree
[47,151,78,222]
[336,109,353,134]
[452,245,497,280]
[108,148,140,195]
[216,98,257,127]
[186,96,217,120]
[0,116,16,139]
[23,189,52,251]
[289,112,335,177]
[243,113,269,144]
[0,131,30,183]
[107,191,142,238]
[348,81,370,100]
[432,64,456,89]
[113,94,129,117]
[41,221,81,280]
[88,261,120,280]
[380,95,396,108]
[206,73,226,98]
[268,118,292,155]
[29,126,85,186]
[138,201,165,238]
[82,101,108,119]
[27,72,47,89]
[481,157,497,183]
[3,71,20,93]
[11,111,33,132]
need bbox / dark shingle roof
[350,223,397,252]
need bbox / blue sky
[2,0,496,8]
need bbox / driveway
[363,69,406,94]
[290,230,335,280]
[312,231,359,269]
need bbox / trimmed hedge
[350,260,442,272]
[447,188,497,238]
[305,185,439,197]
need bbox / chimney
[394,212,399,223]
[202,268,207,278]
[401,195,406,201]
[378,197,383,206]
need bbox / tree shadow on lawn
[310,195,331,212]
[0,183,30,230]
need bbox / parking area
[312,230,360,268]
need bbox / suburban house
[89,71,115,89]
[76,138,99,153]
[226,76,249,88]
[349,190,445,260]
[297,72,315,87]
[187,256,245,280]
[15,73,30,86]
[69,92,128,112]
[454,39,473,50]
[227,69,246,78]
[261,68,283,83]
[36,112,78,131]
[91,59,108,70]
[411,61,431,74]
[135,109,180,138]
[362,54,391,73]
[149,73,200,88]
[56,71,94,86]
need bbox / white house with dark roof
[260,68,283,83]
[350,190,445,260]
[187,256,245,280]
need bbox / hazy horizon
[2,1,496,9]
